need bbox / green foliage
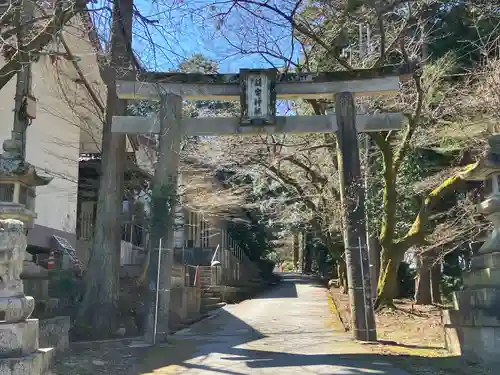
[366,150,428,238]
[227,219,273,262]
[428,2,500,69]
[49,270,85,303]
[178,53,219,74]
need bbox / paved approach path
[136,273,410,374]
[54,274,412,374]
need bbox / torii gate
[111,65,412,344]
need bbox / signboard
[239,68,277,126]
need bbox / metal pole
[153,238,162,345]
[358,236,369,333]
[12,0,33,159]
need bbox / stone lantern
[443,134,500,364]
[0,137,54,373]
[0,137,51,230]
[0,138,51,270]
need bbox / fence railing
[193,241,260,287]
[77,213,260,283]
[120,242,147,266]
[77,212,94,241]
[78,214,148,248]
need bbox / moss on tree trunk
[373,157,476,309]
[375,248,404,309]
[337,259,348,294]
[374,144,400,308]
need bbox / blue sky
[90,0,298,114]
[127,0,298,73]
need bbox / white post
[153,238,162,345]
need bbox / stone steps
[200,287,224,314]
[201,297,222,305]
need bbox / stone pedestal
[443,252,500,362]
[443,136,500,363]
[0,220,54,375]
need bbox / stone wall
[169,287,201,330]
[441,141,500,365]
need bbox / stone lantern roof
[0,138,52,187]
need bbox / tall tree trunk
[375,248,403,308]
[374,141,401,308]
[431,261,442,304]
[303,232,312,273]
[292,232,299,269]
[75,0,134,339]
[415,271,432,304]
[337,257,348,294]
[415,256,432,305]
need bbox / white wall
[0,19,104,234]
[0,54,80,233]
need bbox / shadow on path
[54,274,466,375]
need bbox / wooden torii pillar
[112,65,412,344]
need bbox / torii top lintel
[116,63,415,101]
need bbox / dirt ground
[329,287,492,375]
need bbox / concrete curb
[174,304,227,335]
[70,305,229,346]
[72,336,144,346]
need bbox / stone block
[444,325,462,355]
[443,308,500,327]
[0,296,34,324]
[184,287,201,318]
[452,326,500,363]
[470,252,500,271]
[453,287,500,311]
[0,320,38,358]
[144,290,170,343]
[169,287,202,331]
[0,348,54,375]
[39,316,69,353]
[462,267,500,288]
